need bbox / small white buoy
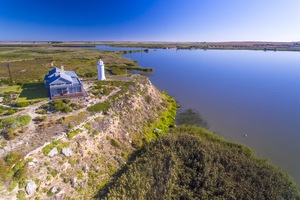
[243,134,247,137]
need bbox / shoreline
[1,41,300,52]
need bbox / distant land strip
[1,41,300,51]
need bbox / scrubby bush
[67,129,81,139]
[42,140,59,156]
[104,126,300,200]
[87,101,111,113]
[17,190,26,200]
[0,152,27,190]
[0,115,31,130]
[53,100,71,113]
[16,102,29,108]
[17,115,31,126]
[5,151,21,165]
[110,139,120,148]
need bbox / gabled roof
[44,67,81,88]
[65,71,78,78]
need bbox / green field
[0,46,153,83]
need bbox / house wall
[50,85,82,97]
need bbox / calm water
[95,45,146,51]
[98,46,300,184]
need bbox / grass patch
[0,152,27,191]
[0,115,31,140]
[0,106,19,116]
[87,101,111,113]
[67,129,82,139]
[0,85,21,93]
[42,140,70,156]
[17,190,26,200]
[62,112,89,126]
[110,139,120,148]
[142,92,177,143]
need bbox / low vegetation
[0,152,27,192]
[104,126,300,199]
[0,115,31,140]
[177,108,209,128]
[0,45,152,83]
[42,139,70,156]
[37,99,81,114]
[0,106,19,116]
[141,92,177,143]
[87,101,111,113]
[67,129,82,139]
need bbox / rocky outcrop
[61,147,73,157]
[48,147,58,157]
[25,180,36,195]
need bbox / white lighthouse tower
[97,59,106,81]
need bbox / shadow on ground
[19,82,48,100]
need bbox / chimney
[61,66,64,71]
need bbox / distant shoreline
[1,41,300,52]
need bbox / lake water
[95,45,146,51]
[97,46,300,184]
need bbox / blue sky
[0,0,299,42]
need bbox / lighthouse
[97,59,106,81]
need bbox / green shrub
[50,169,58,178]
[17,190,26,200]
[18,179,27,188]
[67,129,81,139]
[0,117,15,129]
[145,95,152,104]
[53,100,71,113]
[5,152,21,166]
[62,99,70,104]
[0,159,11,182]
[16,102,29,108]
[92,130,99,136]
[57,142,70,152]
[17,115,31,126]
[87,101,111,113]
[0,115,31,131]
[8,180,18,191]
[110,139,120,148]
[77,169,83,179]
[46,189,55,197]
[42,140,59,156]
[105,126,300,200]
[68,158,76,167]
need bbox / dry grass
[62,111,90,126]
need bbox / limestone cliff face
[0,75,177,199]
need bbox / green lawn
[0,85,21,93]
[18,82,49,102]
